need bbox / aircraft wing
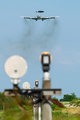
[20,16,38,21]
[20,16,60,21]
[31,17,38,21]
[41,17,49,20]
[49,16,60,19]
[41,16,60,20]
[20,16,31,19]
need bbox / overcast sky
[0,0,80,99]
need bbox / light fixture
[40,52,52,72]
[35,80,39,87]
[4,55,28,87]
[22,82,30,89]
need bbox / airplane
[20,11,60,21]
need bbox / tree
[71,93,77,100]
[60,92,77,101]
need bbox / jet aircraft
[20,11,60,21]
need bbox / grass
[0,100,80,120]
[0,110,5,120]
[0,107,80,120]
[52,114,80,120]
[52,110,80,120]
[61,101,70,105]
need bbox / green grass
[0,109,80,120]
[61,101,70,105]
[0,110,5,120]
[52,111,80,120]
[0,100,80,120]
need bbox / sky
[0,0,80,99]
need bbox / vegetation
[61,101,70,105]
[51,102,63,111]
[0,92,33,120]
[0,92,80,119]
[69,98,80,107]
[52,112,80,120]
[60,92,77,101]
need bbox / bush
[51,103,62,111]
[70,98,80,107]
[52,97,58,101]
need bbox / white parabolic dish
[22,82,30,89]
[4,55,28,78]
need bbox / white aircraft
[20,11,60,21]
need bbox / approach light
[4,55,28,87]
[22,82,30,89]
[35,80,39,87]
[40,52,52,72]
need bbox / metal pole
[33,80,41,120]
[38,103,41,120]
[33,85,38,120]
[42,72,52,120]
[33,100,38,120]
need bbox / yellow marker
[41,52,50,55]
[40,52,52,62]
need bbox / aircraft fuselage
[37,14,41,19]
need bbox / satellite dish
[22,82,30,89]
[4,55,28,78]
